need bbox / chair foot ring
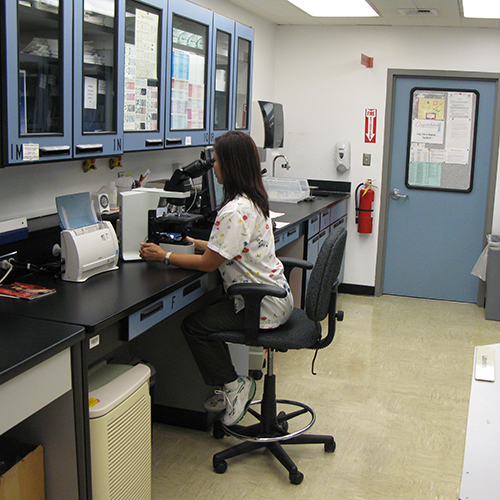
[221,399,316,443]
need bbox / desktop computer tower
[88,363,152,500]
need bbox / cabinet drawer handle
[183,280,201,296]
[311,216,318,223]
[140,301,164,322]
[287,227,297,237]
[39,145,71,156]
[146,139,163,146]
[333,217,345,228]
[76,144,104,153]
[319,230,326,238]
[166,138,182,145]
[312,235,320,244]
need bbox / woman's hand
[185,236,208,253]
[139,242,166,262]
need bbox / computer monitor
[204,167,224,214]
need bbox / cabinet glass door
[210,14,233,142]
[166,0,212,147]
[123,0,166,151]
[233,24,253,133]
[73,0,124,157]
[3,0,73,164]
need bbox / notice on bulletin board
[406,88,478,192]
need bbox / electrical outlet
[363,153,371,166]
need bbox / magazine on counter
[0,282,56,300]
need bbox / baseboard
[339,283,375,296]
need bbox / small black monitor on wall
[258,101,284,149]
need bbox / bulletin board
[405,88,479,192]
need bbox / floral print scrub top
[207,194,293,329]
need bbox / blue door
[383,76,497,302]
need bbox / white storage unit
[88,363,152,500]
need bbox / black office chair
[208,225,347,484]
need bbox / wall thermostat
[335,141,351,173]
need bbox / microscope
[120,147,215,260]
[147,147,214,250]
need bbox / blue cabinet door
[73,0,125,158]
[122,0,167,152]
[165,0,213,148]
[232,23,253,135]
[209,13,235,143]
[4,0,73,164]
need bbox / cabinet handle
[312,235,320,244]
[166,138,182,145]
[76,144,104,154]
[311,216,318,223]
[333,217,346,228]
[140,301,164,322]
[287,227,297,237]
[183,280,201,296]
[145,139,163,147]
[39,145,71,156]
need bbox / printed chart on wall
[406,88,478,192]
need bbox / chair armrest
[227,282,287,345]
[279,257,313,282]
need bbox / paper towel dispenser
[258,101,284,149]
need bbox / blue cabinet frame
[209,13,235,143]
[165,0,213,148]
[3,0,74,164]
[73,0,125,158]
[232,22,253,135]
[122,0,167,152]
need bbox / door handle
[390,188,408,200]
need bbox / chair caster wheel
[213,460,227,474]
[289,470,304,484]
[250,369,263,380]
[277,411,289,432]
[325,439,336,453]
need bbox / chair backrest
[304,225,347,322]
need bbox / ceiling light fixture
[463,0,500,18]
[286,0,378,18]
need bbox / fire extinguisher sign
[365,109,377,143]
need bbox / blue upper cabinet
[73,0,125,158]
[122,0,166,152]
[233,23,253,135]
[3,0,73,164]
[209,13,235,143]
[165,0,213,148]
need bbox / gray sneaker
[203,390,227,412]
[221,376,256,427]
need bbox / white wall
[273,25,500,287]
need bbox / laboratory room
[2,0,500,499]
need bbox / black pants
[181,296,245,386]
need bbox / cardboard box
[0,437,44,500]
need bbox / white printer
[56,192,119,282]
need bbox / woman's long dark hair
[214,131,270,218]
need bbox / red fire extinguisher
[355,180,374,234]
